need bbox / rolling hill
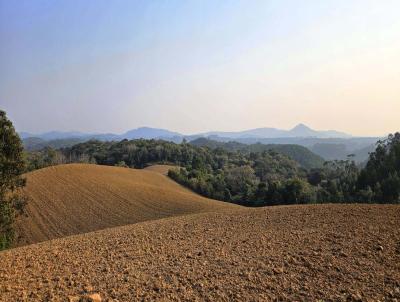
[2,163,399,301]
[15,164,234,246]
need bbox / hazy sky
[1,0,399,136]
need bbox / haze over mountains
[201,124,351,140]
[20,123,352,141]
[20,123,382,163]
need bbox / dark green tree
[357,133,400,203]
[281,178,315,204]
[0,110,27,249]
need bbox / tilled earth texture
[1,204,399,301]
[143,164,177,175]
[15,164,234,246]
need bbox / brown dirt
[143,164,177,175]
[15,164,234,246]
[2,204,399,301]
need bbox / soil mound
[15,164,233,246]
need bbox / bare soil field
[1,204,399,301]
[15,164,234,246]
[143,164,177,175]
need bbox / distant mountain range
[20,123,352,141]
[20,124,381,163]
[19,127,182,142]
[196,123,351,139]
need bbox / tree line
[170,134,400,205]
[24,134,400,205]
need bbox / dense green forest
[24,134,400,206]
[356,134,400,203]
[189,138,325,169]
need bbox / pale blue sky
[1,0,399,135]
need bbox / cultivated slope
[1,204,399,301]
[15,164,234,246]
[143,164,176,175]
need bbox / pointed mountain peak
[288,123,318,137]
[291,123,312,131]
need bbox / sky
[0,0,399,136]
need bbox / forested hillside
[311,143,375,163]
[23,137,86,151]
[190,138,325,169]
[23,134,400,206]
[356,133,400,203]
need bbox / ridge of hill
[15,164,234,246]
[143,164,177,175]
